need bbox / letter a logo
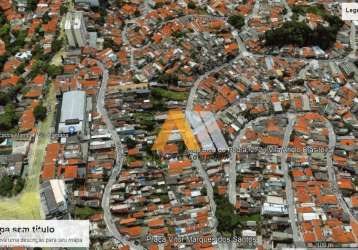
[152,110,200,152]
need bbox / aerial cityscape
[0,0,358,249]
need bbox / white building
[75,0,99,7]
[65,11,88,48]
[40,179,68,219]
[58,91,87,134]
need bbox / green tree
[187,2,196,9]
[264,19,343,50]
[215,195,241,235]
[29,60,46,78]
[0,92,10,105]
[0,104,18,131]
[51,38,63,53]
[125,137,136,149]
[15,63,26,75]
[60,5,68,15]
[32,44,44,59]
[14,177,25,194]
[157,73,179,86]
[0,176,14,197]
[27,0,38,11]
[14,30,27,48]
[0,11,6,25]
[0,23,10,39]
[33,105,47,121]
[264,21,311,47]
[47,65,63,78]
[0,55,8,69]
[103,38,117,51]
[228,15,245,30]
[42,12,51,24]
[0,113,13,130]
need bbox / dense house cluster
[235,115,292,249]
[288,113,358,246]
[112,158,216,249]
[193,56,305,116]
[242,0,352,58]
[1,0,358,249]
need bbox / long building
[65,11,88,48]
[58,91,87,134]
[40,179,68,219]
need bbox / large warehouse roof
[60,91,86,123]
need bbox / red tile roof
[168,160,192,175]
[64,165,78,179]
[24,88,42,98]
[0,39,5,56]
[3,58,22,72]
[1,75,20,87]
[18,100,38,133]
[352,196,358,208]
[32,75,46,85]
[42,17,58,33]
[42,143,62,180]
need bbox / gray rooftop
[60,91,86,123]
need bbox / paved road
[228,114,282,206]
[121,23,138,71]
[281,114,305,248]
[251,53,350,63]
[228,135,239,206]
[244,0,260,28]
[325,120,358,224]
[193,158,217,215]
[186,62,232,112]
[96,61,142,249]
[186,53,244,112]
[349,21,357,59]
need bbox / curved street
[97,61,142,249]
[325,119,358,224]
[100,2,358,248]
[280,114,305,248]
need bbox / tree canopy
[33,105,47,121]
[187,2,196,9]
[264,16,343,50]
[27,0,38,11]
[47,65,64,78]
[0,104,19,131]
[157,73,179,86]
[0,176,25,197]
[228,15,245,30]
[215,195,241,235]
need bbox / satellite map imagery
[1,0,358,249]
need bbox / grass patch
[74,206,101,219]
[239,213,261,222]
[0,192,41,219]
[151,87,188,101]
